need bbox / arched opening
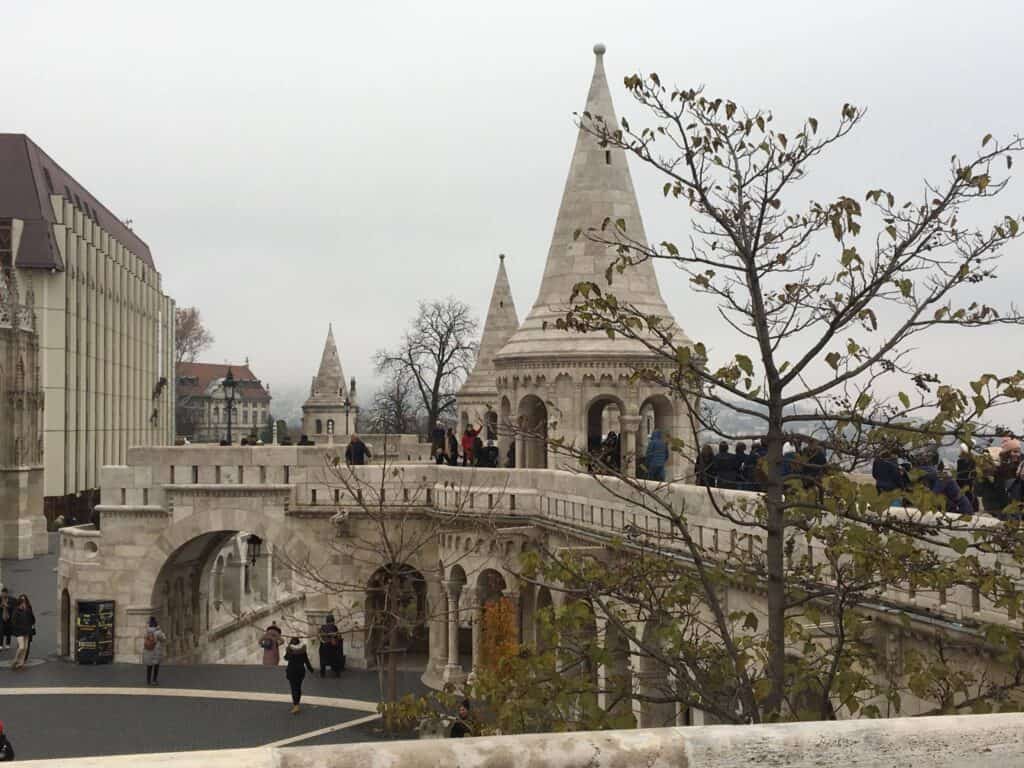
[518,395,548,469]
[638,395,675,480]
[604,619,636,726]
[585,395,624,473]
[315,419,323,435]
[365,563,428,669]
[638,616,679,727]
[326,418,335,435]
[60,589,71,658]
[535,585,554,653]
[151,530,281,662]
[477,569,515,673]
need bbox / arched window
[315,419,323,434]
[326,419,335,434]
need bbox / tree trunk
[763,419,787,720]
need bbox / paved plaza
[0,541,427,761]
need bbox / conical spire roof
[459,254,519,399]
[495,44,687,363]
[305,324,348,405]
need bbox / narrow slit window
[605,150,611,165]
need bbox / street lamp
[345,376,357,434]
[245,534,262,566]
[223,367,237,445]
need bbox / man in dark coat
[344,434,371,466]
[318,615,344,677]
[711,442,740,489]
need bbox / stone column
[621,415,641,478]
[514,433,525,469]
[470,586,485,676]
[442,580,465,684]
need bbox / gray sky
[5,1,1023,422]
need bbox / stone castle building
[0,261,46,559]
[175,362,272,443]
[0,134,175,521]
[301,325,357,442]
[460,45,691,475]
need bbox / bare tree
[375,298,478,433]
[365,371,424,435]
[175,307,215,364]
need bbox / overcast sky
[5,1,1023,421]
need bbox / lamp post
[345,376,357,434]
[223,367,237,445]
[245,534,262,566]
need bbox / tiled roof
[0,133,154,270]
[176,362,270,402]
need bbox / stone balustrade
[18,714,1024,766]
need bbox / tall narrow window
[0,220,11,268]
[605,150,611,165]
[311,489,317,505]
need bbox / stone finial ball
[593,43,606,55]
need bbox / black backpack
[0,734,15,761]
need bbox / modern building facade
[176,362,272,443]
[301,326,357,442]
[0,134,176,520]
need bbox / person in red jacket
[460,425,481,467]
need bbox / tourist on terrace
[284,636,315,714]
[956,444,979,510]
[645,430,669,482]
[261,621,284,666]
[142,616,167,685]
[10,594,34,671]
[601,431,620,472]
[696,443,715,486]
[461,424,481,466]
[345,434,371,466]
[712,441,740,489]
[0,588,12,651]
[432,422,446,465]
[446,428,459,466]
[872,449,906,495]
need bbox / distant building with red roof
[175,361,271,443]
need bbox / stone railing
[19,714,1024,766]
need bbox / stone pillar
[621,415,641,478]
[442,580,465,684]
[514,433,525,469]
[251,552,272,603]
[470,586,485,676]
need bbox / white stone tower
[493,44,692,475]
[301,325,358,442]
[456,254,519,441]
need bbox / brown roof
[176,362,271,403]
[0,133,154,270]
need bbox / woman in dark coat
[10,594,35,670]
[284,636,315,714]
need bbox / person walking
[318,615,343,678]
[284,636,315,714]
[446,428,459,467]
[0,721,14,762]
[644,430,669,482]
[260,621,284,666]
[0,588,12,651]
[10,594,34,670]
[344,434,371,466]
[142,616,167,685]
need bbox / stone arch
[518,394,548,469]
[365,562,429,667]
[585,393,625,472]
[476,569,513,672]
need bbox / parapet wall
[19,714,1024,767]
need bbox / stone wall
[18,715,1024,767]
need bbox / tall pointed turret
[458,254,519,401]
[309,324,348,401]
[302,324,357,441]
[495,43,685,362]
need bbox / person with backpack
[0,721,14,762]
[142,616,167,685]
[284,636,315,714]
[260,621,284,666]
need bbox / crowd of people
[693,438,827,492]
[258,616,346,714]
[431,423,505,468]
